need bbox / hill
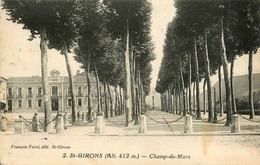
[147,73,260,109]
[212,73,260,102]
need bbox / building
[146,88,161,109]
[6,70,101,113]
[0,76,7,110]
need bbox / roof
[0,76,8,82]
[7,72,97,84]
[8,77,42,84]
[74,72,96,83]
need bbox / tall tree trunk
[213,87,218,122]
[107,84,113,117]
[125,18,132,126]
[119,87,123,115]
[249,50,255,119]
[169,89,171,113]
[123,87,126,114]
[186,88,188,114]
[117,86,121,115]
[220,17,232,126]
[218,65,223,116]
[114,86,118,116]
[81,51,92,121]
[173,88,176,114]
[134,87,140,125]
[63,42,76,125]
[203,78,207,115]
[180,58,186,116]
[171,82,174,113]
[135,67,141,124]
[140,79,144,114]
[130,45,136,121]
[166,90,169,112]
[118,87,121,116]
[100,90,103,114]
[168,86,172,113]
[188,53,192,115]
[165,92,167,112]
[94,64,101,116]
[171,82,175,114]
[194,40,201,119]
[178,79,182,115]
[165,92,167,113]
[204,32,213,122]
[143,88,147,114]
[100,86,103,113]
[104,83,109,118]
[160,93,164,111]
[86,61,92,121]
[230,57,237,114]
[175,85,178,114]
[140,80,145,114]
[143,92,146,114]
[168,89,170,112]
[40,28,51,132]
[193,82,196,113]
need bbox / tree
[95,35,125,118]
[3,0,59,132]
[227,1,259,119]
[219,14,232,125]
[73,0,103,121]
[156,16,192,117]
[218,65,224,116]
[46,1,77,125]
[104,0,153,126]
[158,0,259,126]
[203,78,206,114]
[215,0,259,122]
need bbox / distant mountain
[147,73,260,109]
[212,73,260,102]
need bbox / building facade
[6,70,101,113]
[0,76,7,110]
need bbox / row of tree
[3,0,154,131]
[156,0,259,126]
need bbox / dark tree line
[3,0,154,131]
[156,0,259,125]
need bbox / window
[28,87,32,96]
[18,88,22,97]
[8,88,12,96]
[78,98,82,107]
[67,86,71,95]
[28,99,32,108]
[38,99,42,107]
[78,86,82,96]
[38,87,42,96]
[67,98,72,107]
[18,100,22,108]
[52,86,58,96]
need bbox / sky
[0,0,260,92]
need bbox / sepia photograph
[0,0,260,164]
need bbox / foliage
[156,0,259,94]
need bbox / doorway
[51,99,59,111]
